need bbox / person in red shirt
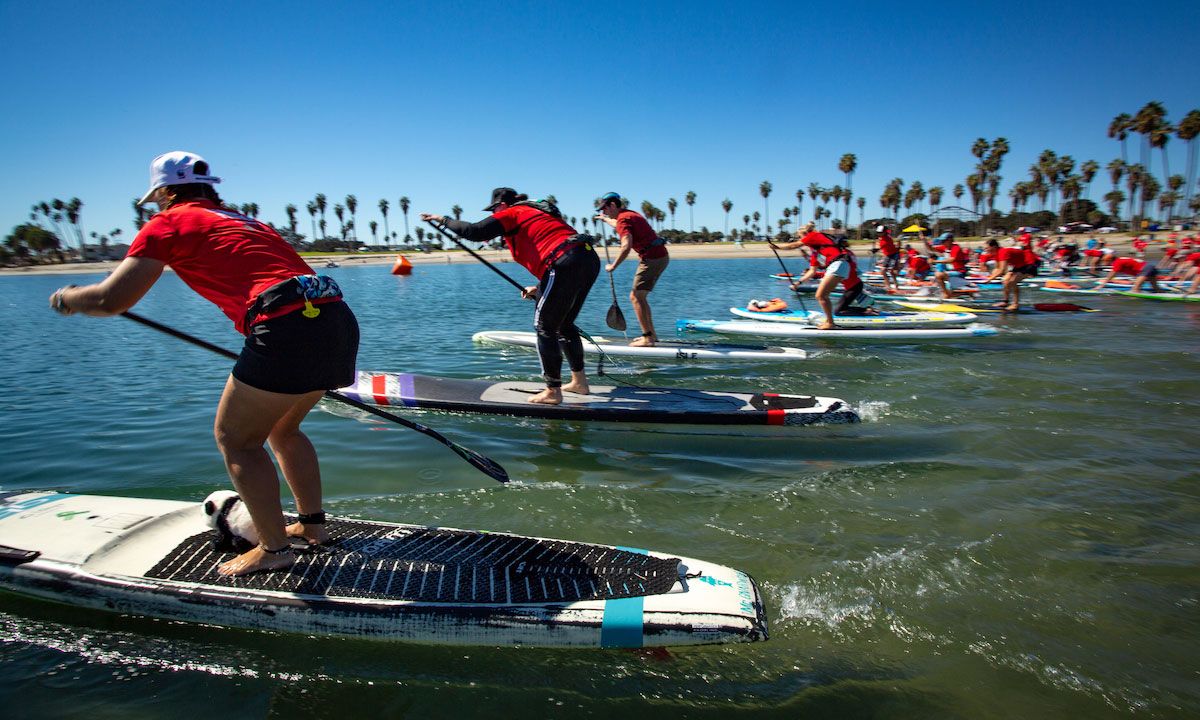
[977,239,1001,273]
[773,222,873,329]
[594,192,669,346]
[907,250,932,280]
[49,151,359,577]
[1096,255,1161,293]
[924,232,972,298]
[986,239,1041,310]
[875,225,901,292]
[423,188,599,405]
[1131,237,1148,258]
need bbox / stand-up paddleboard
[891,301,1098,314]
[472,330,808,362]
[730,307,977,326]
[339,372,858,425]
[0,491,768,648]
[678,319,999,339]
[1114,290,1200,302]
[1036,285,1122,296]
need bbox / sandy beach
[0,234,1157,277]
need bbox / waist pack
[245,275,343,331]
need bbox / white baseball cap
[137,151,221,205]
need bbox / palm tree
[1150,122,1173,197]
[1079,160,1099,199]
[1177,109,1200,216]
[794,189,804,222]
[721,198,733,234]
[1133,102,1167,175]
[451,205,463,220]
[667,197,678,229]
[306,202,317,241]
[314,194,327,239]
[345,195,358,240]
[1139,174,1160,221]
[838,153,857,228]
[334,204,345,239]
[399,196,411,241]
[1167,174,1185,219]
[285,204,298,234]
[952,184,964,207]
[1109,113,1133,164]
[856,196,865,236]
[1107,159,1125,194]
[759,181,772,234]
[369,220,378,245]
[685,191,696,231]
[66,197,84,251]
[752,211,761,237]
[1125,164,1144,222]
[1104,189,1125,220]
[378,199,390,246]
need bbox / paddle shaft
[768,243,809,312]
[120,311,509,484]
[599,231,628,331]
[425,219,528,294]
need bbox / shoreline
[0,234,1157,277]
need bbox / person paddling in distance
[771,221,873,330]
[48,151,359,577]
[1094,255,1163,293]
[875,225,902,293]
[985,237,1041,310]
[594,192,669,347]
[422,188,599,405]
[923,231,973,299]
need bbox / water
[1,257,1198,718]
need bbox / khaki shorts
[632,255,669,293]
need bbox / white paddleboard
[678,319,999,339]
[730,307,978,326]
[0,491,768,648]
[473,330,808,361]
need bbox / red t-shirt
[1132,239,1148,251]
[615,210,667,260]
[1018,233,1033,247]
[493,204,579,278]
[978,250,999,265]
[801,232,859,288]
[1111,257,1145,275]
[908,255,931,274]
[999,246,1037,268]
[126,200,314,333]
[941,242,969,272]
[1187,251,1200,267]
[877,233,897,256]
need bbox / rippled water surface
[1,257,1198,718]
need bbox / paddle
[424,219,529,295]
[767,241,809,313]
[120,311,509,484]
[599,234,627,331]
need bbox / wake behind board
[678,319,999,339]
[339,372,857,425]
[730,307,977,326]
[0,492,767,648]
[472,330,808,362]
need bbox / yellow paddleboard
[892,301,1001,313]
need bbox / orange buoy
[391,255,413,275]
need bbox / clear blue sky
[2,0,1198,243]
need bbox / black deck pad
[749,393,818,410]
[146,518,681,604]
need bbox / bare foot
[561,380,590,395]
[629,334,656,347]
[1005,304,1020,312]
[217,545,294,577]
[286,520,330,546]
[528,387,563,405]
[817,321,837,330]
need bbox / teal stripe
[600,546,647,648]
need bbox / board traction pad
[146,517,681,604]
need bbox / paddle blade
[606,303,627,331]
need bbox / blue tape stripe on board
[601,546,647,648]
[0,493,67,521]
[398,373,417,408]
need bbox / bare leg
[628,289,656,346]
[561,370,589,396]
[815,273,841,329]
[268,392,331,545]
[213,377,323,576]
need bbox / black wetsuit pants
[534,245,600,387]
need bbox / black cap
[484,187,518,211]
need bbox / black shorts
[881,253,900,271]
[1137,263,1160,278]
[233,300,360,394]
[1012,262,1040,276]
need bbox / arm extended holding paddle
[50,256,165,316]
[421,216,537,299]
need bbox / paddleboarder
[1094,255,1162,293]
[594,192,669,346]
[875,225,902,293]
[985,237,1041,310]
[924,232,972,298]
[772,222,873,330]
[48,151,359,577]
[422,188,599,405]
